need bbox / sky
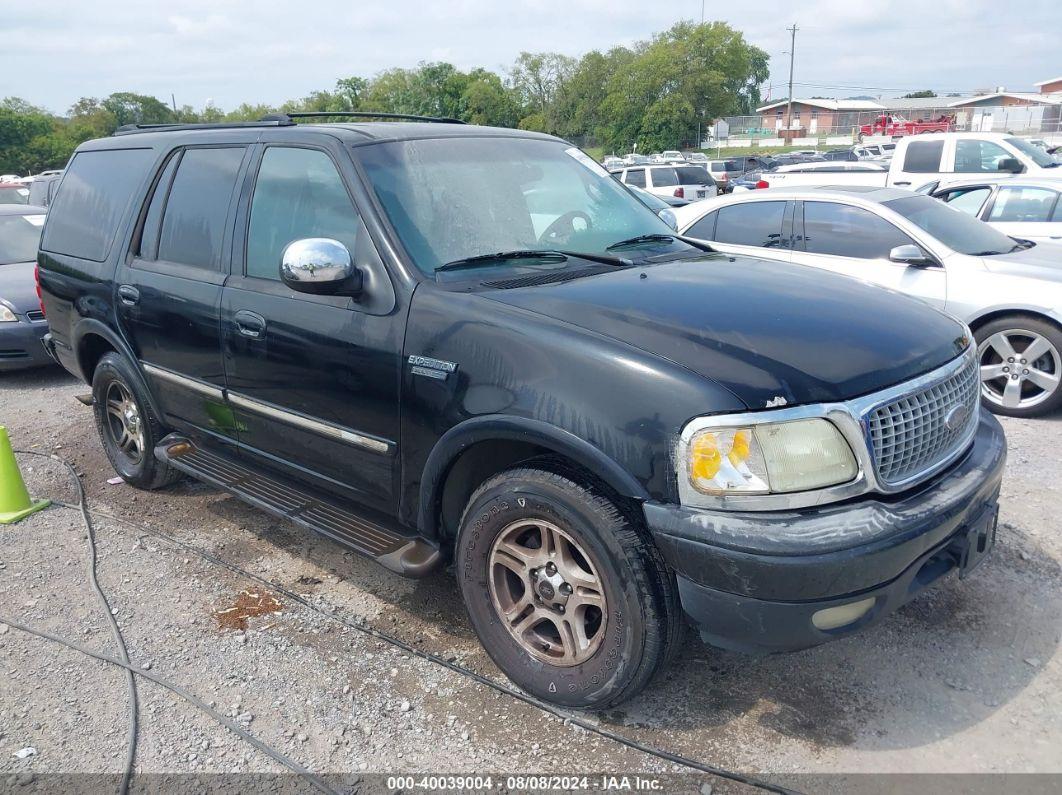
[3,0,1060,115]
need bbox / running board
[154,434,441,578]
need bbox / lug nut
[560,583,573,595]
[1020,359,1027,364]
[1008,357,1015,362]
[557,605,565,613]
[546,562,556,574]
[1011,374,1019,380]
[1023,369,1029,375]
[1003,366,1009,372]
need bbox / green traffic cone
[0,426,49,524]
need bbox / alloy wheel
[487,519,607,667]
[104,380,146,464]
[978,329,1061,410]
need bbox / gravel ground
[0,366,1060,792]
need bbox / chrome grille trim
[866,353,979,486]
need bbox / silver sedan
[674,186,1062,417]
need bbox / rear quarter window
[901,141,944,174]
[41,148,153,262]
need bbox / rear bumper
[0,321,54,371]
[644,411,1007,653]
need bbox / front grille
[26,310,45,322]
[868,354,979,485]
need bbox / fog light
[811,597,875,631]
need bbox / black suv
[38,114,1006,709]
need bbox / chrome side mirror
[889,244,936,267]
[657,208,678,230]
[280,238,362,295]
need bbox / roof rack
[112,110,465,136]
[277,111,466,124]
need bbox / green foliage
[0,21,769,174]
[903,90,938,98]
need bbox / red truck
[858,114,953,140]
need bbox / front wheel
[456,467,681,709]
[975,316,1062,417]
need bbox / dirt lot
[1,367,1060,791]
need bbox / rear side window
[676,166,712,185]
[803,201,915,259]
[940,186,991,217]
[901,141,944,173]
[624,169,646,188]
[648,167,679,187]
[685,211,717,241]
[156,147,245,269]
[714,201,786,248]
[41,148,153,262]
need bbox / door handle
[117,285,140,306]
[894,181,912,186]
[234,310,266,339]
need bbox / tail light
[673,187,685,198]
[34,263,45,317]
[756,180,770,189]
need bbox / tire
[974,315,1062,418]
[92,352,182,489]
[456,466,681,709]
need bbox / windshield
[358,137,683,274]
[0,214,45,264]
[883,195,1023,256]
[0,186,30,205]
[1005,137,1058,168]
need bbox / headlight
[683,418,858,496]
[0,304,17,323]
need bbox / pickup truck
[859,114,952,140]
[758,132,1062,190]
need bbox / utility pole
[785,23,798,140]
[700,0,705,23]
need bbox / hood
[982,241,1062,283]
[0,261,40,314]
[482,254,968,409]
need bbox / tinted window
[686,211,718,241]
[883,195,1020,256]
[940,187,991,217]
[988,186,1059,222]
[648,167,679,187]
[157,147,244,269]
[803,202,914,259]
[624,168,646,188]
[902,141,944,173]
[0,213,45,264]
[715,201,786,248]
[676,166,712,185]
[137,152,180,259]
[41,148,153,261]
[0,186,30,205]
[247,147,361,280]
[954,140,1012,173]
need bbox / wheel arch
[968,307,1062,337]
[417,415,652,543]
[73,319,163,420]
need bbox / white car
[675,186,1062,417]
[661,150,686,164]
[923,177,1062,242]
[602,156,625,171]
[615,163,718,201]
[683,152,709,166]
[853,143,896,160]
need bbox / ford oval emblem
[944,404,970,432]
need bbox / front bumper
[0,321,54,371]
[645,411,1007,653]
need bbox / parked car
[728,169,768,192]
[758,161,889,189]
[859,114,952,140]
[615,163,718,200]
[682,152,709,166]
[924,177,1062,242]
[823,149,859,162]
[676,186,1062,416]
[0,183,31,205]
[0,204,51,370]
[39,117,1005,709]
[623,153,650,165]
[727,155,776,174]
[705,159,742,191]
[28,173,62,207]
[661,150,685,164]
[755,132,1062,190]
[0,174,21,183]
[602,156,625,171]
[853,143,896,160]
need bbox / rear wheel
[975,316,1062,417]
[92,352,182,489]
[456,466,681,709]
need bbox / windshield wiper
[436,250,567,273]
[607,233,714,253]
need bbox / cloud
[1,0,1058,114]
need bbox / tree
[509,52,577,133]
[902,90,937,98]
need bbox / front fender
[416,414,651,539]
